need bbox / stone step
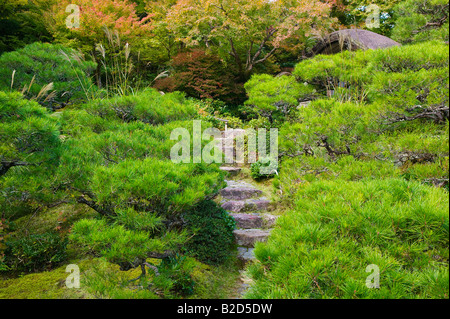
[230,213,279,229]
[214,139,235,154]
[237,247,255,263]
[261,214,279,229]
[230,213,263,229]
[220,180,263,200]
[225,180,254,188]
[220,187,263,200]
[234,229,271,248]
[222,198,270,213]
[219,166,242,176]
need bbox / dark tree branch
[143,262,160,276]
[384,105,449,125]
[147,250,173,259]
[424,177,449,189]
[247,27,278,72]
[76,194,114,217]
[0,161,38,177]
[228,37,244,76]
[317,135,351,158]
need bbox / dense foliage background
[0,0,448,299]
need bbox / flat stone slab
[230,213,279,229]
[234,229,271,248]
[220,180,263,200]
[237,247,255,262]
[225,180,255,188]
[220,187,263,200]
[230,213,263,229]
[222,198,270,213]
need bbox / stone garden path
[215,129,279,298]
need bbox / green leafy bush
[0,91,61,173]
[69,218,179,270]
[154,255,197,297]
[53,87,226,286]
[0,1,52,54]
[3,232,68,273]
[0,91,62,220]
[0,42,96,109]
[391,0,449,44]
[275,41,449,192]
[249,39,449,299]
[82,89,198,125]
[183,200,236,265]
[244,74,316,124]
[250,157,278,181]
[292,41,449,106]
[247,178,449,299]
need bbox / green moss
[13,204,98,236]
[189,257,242,299]
[0,258,98,299]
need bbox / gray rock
[225,180,254,188]
[230,213,263,229]
[222,198,271,213]
[220,187,263,200]
[222,201,247,213]
[262,214,279,228]
[310,29,401,56]
[234,229,271,247]
[246,199,271,211]
[237,247,255,262]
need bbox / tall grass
[95,27,148,98]
[10,70,57,105]
[60,49,100,102]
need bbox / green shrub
[247,38,449,299]
[82,89,198,125]
[154,255,197,297]
[0,42,96,109]
[57,89,226,285]
[251,157,278,181]
[247,178,449,299]
[3,232,68,273]
[183,200,236,265]
[0,91,61,170]
[391,0,449,44]
[244,74,316,124]
[292,41,449,106]
[275,41,449,191]
[0,219,9,272]
[0,91,62,220]
[69,218,175,270]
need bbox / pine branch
[0,160,38,177]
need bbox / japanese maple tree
[47,0,152,86]
[165,0,337,80]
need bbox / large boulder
[310,29,401,56]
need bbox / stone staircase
[215,129,278,264]
[219,179,277,263]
